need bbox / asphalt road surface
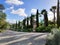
[0,30,49,45]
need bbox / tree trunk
[54,9,55,26]
[57,0,60,28]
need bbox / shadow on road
[8,33,46,45]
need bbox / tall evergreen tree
[15,21,17,29]
[27,17,29,27]
[41,9,48,27]
[23,18,26,28]
[18,21,21,27]
[36,9,39,27]
[30,14,33,28]
[30,14,35,28]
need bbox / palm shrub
[45,28,60,45]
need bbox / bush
[36,26,45,32]
[36,26,51,32]
[45,26,51,32]
[45,28,60,45]
[22,25,33,32]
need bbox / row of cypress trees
[12,0,60,31]
[22,9,48,29]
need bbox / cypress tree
[36,9,39,27]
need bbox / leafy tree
[0,12,6,29]
[41,9,48,27]
[0,4,7,29]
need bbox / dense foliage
[0,11,7,29]
[45,28,60,45]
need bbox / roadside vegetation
[0,4,10,32]
[10,8,57,32]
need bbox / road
[0,30,49,45]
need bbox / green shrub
[36,26,51,32]
[48,24,55,28]
[45,26,51,32]
[45,28,60,45]
[36,26,45,32]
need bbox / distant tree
[18,21,21,27]
[23,18,26,28]
[30,14,35,28]
[50,6,56,25]
[36,9,39,27]
[41,9,48,27]
[27,17,29,27]
[30,14,33,28]
[15,21,17,30]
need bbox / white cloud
[6,19,17,24]
[3,6,14,12]
[31,9,37,14]
[2,10,5,13]
[11,8,27,17]
[48,11,57,21]
[6,6,14,10]
[9,6,14,10]
[5,0,24,5]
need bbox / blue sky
[0,0,57,23]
